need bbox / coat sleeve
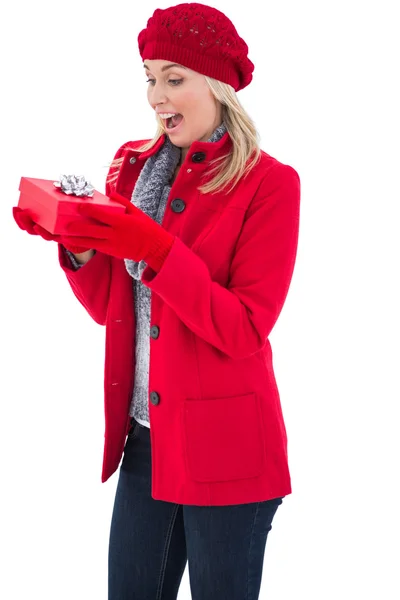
[57,142,130,325]
[141,163,301,360]
[57,244,111,325]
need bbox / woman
[13,3,301,599]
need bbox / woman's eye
[145,79,183,86]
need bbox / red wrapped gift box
[18,177,126,235]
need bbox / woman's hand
[61,196,175,272]
[12,206,91,254]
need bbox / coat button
[171,198,186,213]
[191,152,206,163]
[150,392,160,405]
[150,325,160,339]
[129,156,137,164]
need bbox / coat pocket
[182,392,265,483]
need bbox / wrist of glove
[12,206,91,254]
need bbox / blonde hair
[106,76,262,195]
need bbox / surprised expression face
[144,59,223,151]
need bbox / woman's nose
[150,83,168,105]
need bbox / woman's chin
[168,132,190,147]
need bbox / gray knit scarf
[124,122,227,280]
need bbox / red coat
[58,131,301,506]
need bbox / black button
[171,198,186,213]
[150,325,160,339]
[191,152,206,163]
[150,392,160,406]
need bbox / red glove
[61,192,175,272]
[12,206,91,254]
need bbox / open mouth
[165,113,184,133]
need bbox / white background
[1,0,399,598]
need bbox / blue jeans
[108,418,284,600]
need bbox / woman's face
[144,59,222,152]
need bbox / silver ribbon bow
[53,174,94,197]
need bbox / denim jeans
[108,418,284,600]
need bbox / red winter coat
[58,131,301,506]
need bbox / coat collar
[126,130,232,164]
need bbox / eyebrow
[143,63,188,72]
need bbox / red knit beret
[138,2,254,92]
